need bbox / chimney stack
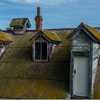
[35,7,43,32]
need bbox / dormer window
[35,41,48,61]
[30,30,61,62]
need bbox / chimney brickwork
[35,7,43,32]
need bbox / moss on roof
[0,79,67,99]
[0,31,70,99]
[93,82,100,99]
[81,23,100,40]
[41,30,61,42]
[0,31,12,42]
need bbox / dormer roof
[30,30,61,44]
[10,18,31,28]
[67,23,100,42]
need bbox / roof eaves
[0,40,13,43]
[51,40,61,44]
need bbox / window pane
[35,42,40,60]
[42,42,47,60]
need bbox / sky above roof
[0,0,100,30]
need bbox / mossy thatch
[0,31,70,99]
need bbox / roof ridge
[13,18,28,19]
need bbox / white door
[73,56,89,97]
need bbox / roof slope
[41,30,61,42]
[0,31,71,99]
[10,18,31,28]
[0,31,12,42]
[81,23,100,40]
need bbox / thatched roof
[0,31,71,99]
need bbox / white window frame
[34,40,48,61]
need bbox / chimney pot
[37,7,40,16]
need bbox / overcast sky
[0,0,100,30]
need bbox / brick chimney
[35,7,43,32]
